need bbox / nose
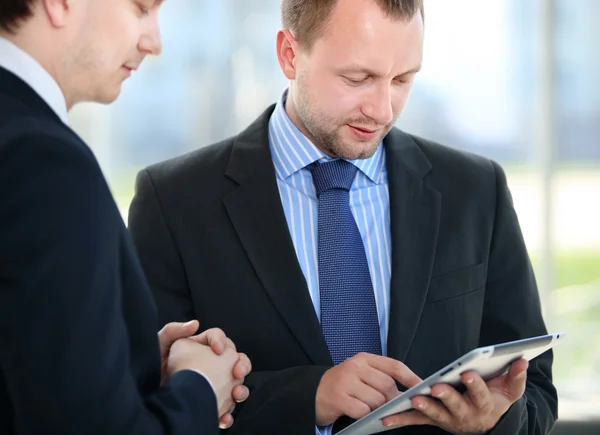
[361,84,394,126]
[138,15,163,56]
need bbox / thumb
[179,319,200,333]
[504,358,528,399]
[159,320,199,352]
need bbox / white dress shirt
[0,36,69,125]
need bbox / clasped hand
[159,320,252,430]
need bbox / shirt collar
[268,89,385,184]
[0,37,69,125]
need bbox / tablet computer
[337,332,564,435]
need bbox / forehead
[310,0,424,72]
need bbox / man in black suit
[0,1,252,434]
[128,0,558,434]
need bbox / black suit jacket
[128,105,558,435]
[0,67,218,435]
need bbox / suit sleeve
[0,132,218,435]
[481,161,558,435]
[128,170,331,435]
[128,169,195,324]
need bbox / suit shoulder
[0,116,108,204]
[408,133,495,174]
[143,135,236,185]
[0,114,93,162]
[402,132,505,189]
[398,132,505,200]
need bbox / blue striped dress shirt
[267,91,392,435]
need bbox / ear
[41,0,72,28]
[276,29,299,80]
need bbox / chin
[337,136,383,160]
[94,85,122,105]
[355,146,381,160]
[103,90,122,104]
[333,143,379,160]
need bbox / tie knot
[309,159,358,197]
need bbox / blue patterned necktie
[309,159,382,365]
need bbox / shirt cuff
[317,424,334,435]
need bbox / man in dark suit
[0,1,251,434]
[129,0,558,434]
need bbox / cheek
[104,18,139,57]
[391,86,412,116]
[320,80,363,118]
[115,24,137,49]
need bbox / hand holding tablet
[337,332,564,435]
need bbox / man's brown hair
[281,0,424,49]
[0,0,35,33]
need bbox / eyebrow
[337,64,422,77]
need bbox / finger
[343,396,374,420]
[220,347,242,372]
[461,371,493,411]
[366,355,422,389]
[207,329,227,354]
[218,398,236,419]
[349,381,387,413]
[430,383,470,420]
[358,365,400,402]
[218,413,234,430]
[411,395,453,426]
[191,333,238,355]
[179,319,199,333]
[487,358,529,392]
[233,352,252,379]
[382,409,435,428]
[158,320,199,351]
[504,359,528,399]
[232,384,249,403]
[221,346,241,360]
[191,328,228,354]
[226,337,237,352]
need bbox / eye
[394,75,414,85]
[343,76,367,86]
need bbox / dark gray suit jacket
[128,105,557,435]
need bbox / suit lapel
[384,129,441,363]
[222,106,332,366]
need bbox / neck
[284,86,338,159]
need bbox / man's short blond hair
[281,0,424,49]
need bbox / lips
[349,125,377,134]
[347,124,381,141]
